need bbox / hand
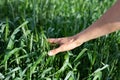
[48,36,83,56]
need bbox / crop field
[0,0,120,80]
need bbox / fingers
[48,44,67,56]
[48,42,80,56]
[48,38,63,56]
[48,38,63,44]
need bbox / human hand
[48,36,83,56]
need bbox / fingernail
[48,51,53,56]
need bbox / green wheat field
[0,0,120,80]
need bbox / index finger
[48,38,62,44]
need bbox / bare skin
[48,0,120,56]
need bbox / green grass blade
[73,48,87,62]
[2,48,22,65]
[7,21,28,49]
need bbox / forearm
[75,0,120,43]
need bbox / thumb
[48,47,62,56]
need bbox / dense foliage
[0,0,120,80]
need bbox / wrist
[72,33,86,45]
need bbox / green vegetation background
[0,0,120,80]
